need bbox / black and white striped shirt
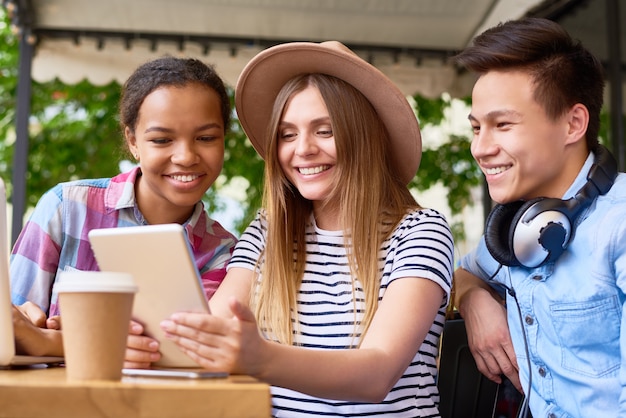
[228,208,454,417]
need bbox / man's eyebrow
[468,109,522,122]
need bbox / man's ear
[565,103,589,145]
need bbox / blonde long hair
[253,74,420,344]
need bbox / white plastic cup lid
[54,271,138,294]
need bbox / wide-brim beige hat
[235,41,421,184]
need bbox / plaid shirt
[10,167,237,315]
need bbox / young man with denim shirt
[453,17,626,417]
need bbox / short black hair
[455,17,605,149]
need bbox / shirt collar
[105,166,141,211]
[561,151,595,200]
[104,166,206,236]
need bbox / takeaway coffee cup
[55,271,137,381]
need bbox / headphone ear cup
[483,147,617,269]
[484,201,526,267]
[510,198,571,268]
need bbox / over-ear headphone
[484,145,618,268]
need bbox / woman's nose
[171,142,200,166]
[294,132,317,156]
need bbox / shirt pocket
[550,295,620,378]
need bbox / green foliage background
[0,8,481,240]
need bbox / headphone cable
[486,265,531,418]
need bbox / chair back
[437,315,499,418]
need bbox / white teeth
[485,166,509,175]
[171,174,198,182]
[299,165,329,175]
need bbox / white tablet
[88,224,209,368]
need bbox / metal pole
[11,28,33,246]
[606,0,624,170]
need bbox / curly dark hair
[119,56,231,137]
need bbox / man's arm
[454,267,522,391]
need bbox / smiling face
[125,83,225,224]
[469,70,588,204]
[277,86,338,223]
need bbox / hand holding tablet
[89,224,210,368]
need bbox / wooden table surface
[0,366,271,418]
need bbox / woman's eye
[198,135,217,142]
[149,138,171,145]
[280,131,297,141]
[317,129,333,137]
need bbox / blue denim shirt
[461,152,626,418]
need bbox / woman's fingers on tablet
[161,316,221,351]
[163,312,231,336]
[160,313,246,372]
[127,333,159,351]
[124,344,161,368]
[128,320,144,335]
[125,333,161,368]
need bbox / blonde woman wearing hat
[160,41,454,417]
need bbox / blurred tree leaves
[411,95,481,216]
[0,10,19,192]
[215,93,265,233]
[0,12,123,207]
[26,80,124,207]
